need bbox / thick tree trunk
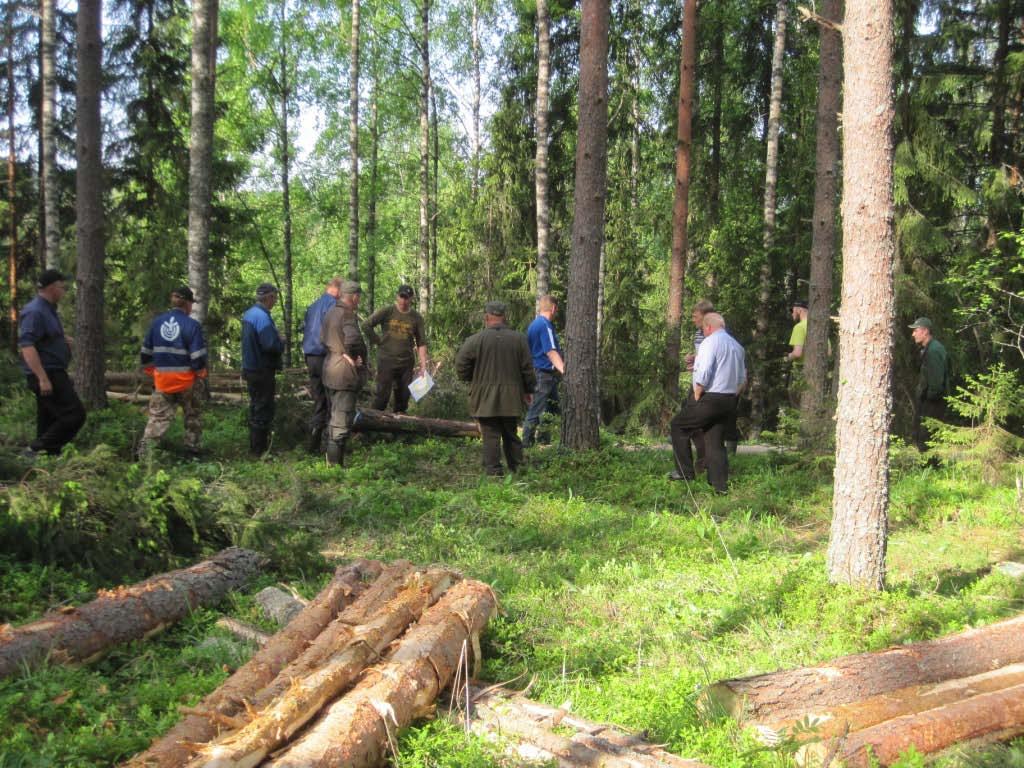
[663,0,697,405]
[560,0,610,451]
[534,0,551,302]
[189,570,457,768]
[73,0,106,409]
[354,408,480,438]
[749,0,787,435]
[348,0,359,281]
[265,580,497,768]
[123,560,380,768]
[279,15,293,367]
[418,0,430,314]
[0,548,263,680]
[40,0,58,270]
[6,9,16,353]
[800,0,842,433]
[187,0,216,324]
[826,0,895,590]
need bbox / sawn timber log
[353,408,480,438]
[0,547,264,680]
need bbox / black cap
[484,301,507,317]
[172,285,194,302]
[38,269,68,289]
[396,284,414,298]
[256,282,279,298]
[792,300,808,309]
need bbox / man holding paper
[363,284,429,413]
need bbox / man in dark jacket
[17,269,86,456]
[363,284,429,414]
[910,317,950,452]
[455,301,536,476]
[302,277,342,452]
[241,283,284,455]
[321,281,368,467]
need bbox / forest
[1,0,1024,764]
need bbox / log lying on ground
[353,408,480,438]
[124,559,382,768]
[214,618,270,648]
[0,547,264,680]
[190,568,458,768]
[466,685,712,768]
[107,390,246,404]
[266,579,497,768]
[705,614,1024,724]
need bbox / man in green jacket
[321,281,369,467]
[456,301,536,476]
[910,317,950,452]
[363,284,429,413]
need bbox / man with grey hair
[321,280,368,467]
[242,283,284,455]
[669,312,746,494]
[302,277,343,452]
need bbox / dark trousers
[522,369,560,447]
[26,369,86,455]
[670,393,738,493]
[244,369,277,431]
[306,355,330,432]
[478,416,523,476]
[913,398,946,452]
[372,359,413,413]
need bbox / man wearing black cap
[363,284,429,414]
[242,283,284,455]
[138,286,208,457]
[910,317,950,452]
[456,301,536,476]
[17,269,86,456]
[321,281,368,466]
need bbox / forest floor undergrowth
[0,391,1023,767]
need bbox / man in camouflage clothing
[321,280,369,467]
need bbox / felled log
[466,685,712,768]
[706,614,1024,724]
[265,579,497,768]
[190,568,458,768]
[829,681,1024,767]
[214,618,270,648]
[0,547,264,680]
[124,559,382,768]
[106,390,246,404]
[353,408,480,438]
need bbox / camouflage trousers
[141,388,202,450]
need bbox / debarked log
[107,390,246,404]
[123,559,382,768]
[189,568,458,768]
[353,408,480,439]
[0,547,264,680]
[705,614,1024,724]
[265,579,498,768]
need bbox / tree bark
[0,548,263,680]
[73,0,106,409]
[800,0,842,433]
[279,2,293,367]
[40,0,59,270]
[430,79,438,310]
[663,0,697,405]
[418,0,431,314]
[989,0,1011,167]
[6,6,16,353]
[367,66,379,313]
[265,579,497,768]
[826,0,895,590]
[353,408,480,438]
[123,559,380,768]
[187,0,216,324]
[534,0,551,302]
[560,0,610,451]
[348,0,360,281]
[471,0,481,199]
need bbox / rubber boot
[249,428,268,456]
[307,426,324,454]
[325,439,346,467]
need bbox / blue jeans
[522,369,560,447]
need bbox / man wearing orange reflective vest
[138,285,208,457]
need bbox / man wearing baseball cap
[363,283,429,414]
[784,300,809,407]
[242,282,284,455]
[909,317,950,452]
[16,269,86,456]
[138,285,208,457]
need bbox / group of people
[15,268,951,491]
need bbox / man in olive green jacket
[910,316,950,452]
[321,281,369,466]
[456,301,536,476]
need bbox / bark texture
[826,0,896,590]
[353,408,480,438]
[348,0,360,280]
[534,0,551,301]
[1,548,263,680]
[5,9,15,352]
[418,0,431,314]
[40,0,59,270]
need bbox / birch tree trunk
[187,0,216,324]
[73,0,106,408]
[534,0,551,302]
[367,65,378,313]
[348,0,359,281]
[663,0,697,405]
[418,0,431,314]
[560,0,609,451]
[430,80,438,309]
[749,0,788,434]
[279,1,293,367]
[471,0,481,199]
[6,8,16,352]
[801,0,842,433]
[40,0,59,270]
[826,0,895,590]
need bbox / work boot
[307,426,324,454]
[325,439,346,467]
[249,428,269,457]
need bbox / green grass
[0,396,1022,766]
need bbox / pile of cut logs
[706,614,1024,766]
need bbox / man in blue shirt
[668,313,746,494]
[17,269,86,456]
[242,283,284,456]
[301,277,342,452]
[522,294,565,448]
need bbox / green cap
[908,317,932,330]
[484,301,507,317]
[341,280,362,295]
